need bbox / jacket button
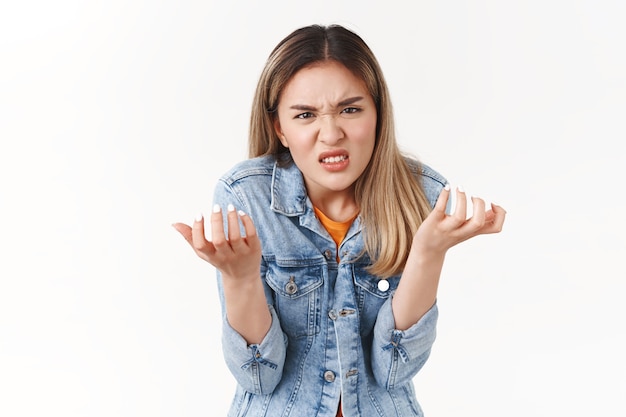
[377,279,390,292]
[328,309,337,320]
[285,276,298,295]
[323,249,333,260]
[323,370,336,382]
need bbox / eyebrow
[289,96,365,111]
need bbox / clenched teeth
[321,155,347,163]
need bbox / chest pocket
[265,261,325,338]
[352,264,401,336]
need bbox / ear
[273,117,288,148]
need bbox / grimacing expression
[274,60,377,202]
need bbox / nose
[318,114,343,145]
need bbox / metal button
[285,276,297,295]
[323,249,333,260]
[377,279,390,292]
[323,370,336,382]
[328,309,338,320]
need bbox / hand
[412,185,507,257]
[172,204,262,281]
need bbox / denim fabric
[213,155,447,417]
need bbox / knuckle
[213,238,229,249]
[468,218,485,231]
[194,241,207,251]
[449,216,465,227]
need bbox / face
[274,60,377,203]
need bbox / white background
[1,1,625,416]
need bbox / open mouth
[320,155,348,164]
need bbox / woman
[174,24,506,417]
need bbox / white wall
[1,1,624,416]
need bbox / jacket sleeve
[213,180,288,395]
[371,298,438,389]
[220,293,288,395]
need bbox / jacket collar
[270,160,308,216]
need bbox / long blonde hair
[249,24,432,278]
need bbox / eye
[295,112,314,119]
[341,107,361,114]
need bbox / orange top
[313,206,358,417]
[313,206,358,251]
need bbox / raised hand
[173,203,270,342]
[172,203,262,281]
[413,184,507,257]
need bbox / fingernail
[237,210,246,216]
[457,185,465,193]
[227,203,235,212]
[195,213,203,222]
[213,204,221,213]
[444,183,450,191]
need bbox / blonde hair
[249,24,432,278]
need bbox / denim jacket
[212,155,447,417]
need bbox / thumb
[172,222,193,246]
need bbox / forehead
[280,61,369,102]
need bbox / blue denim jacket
[213,155,447,417]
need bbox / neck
[309,191,358,222]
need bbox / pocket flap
[265,260,325,299]
[353,264,400,298]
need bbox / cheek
[283,124,316,146]
[282,134,316,161]
[351,119,377,145]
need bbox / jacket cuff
[221,305,287,394]
[374,298,438,363]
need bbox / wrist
[408,245,446,268]
[222,274,262,294]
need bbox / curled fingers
[433,183,451,215]
[191,213,216,260]
[448,186,468,228]
[466,196,486,233]
[211,204,230,252]
[216,203,261,255]
[237,209,261,253]
[486,203,507,234]
[226,204,253,255]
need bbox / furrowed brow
[337,96,364,106]
[289,104,317,111]
[289,96,365,111]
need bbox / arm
[174,204,271,343]
[173,189,286,394]
[393,184,506,329]
[372,184,506,388]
